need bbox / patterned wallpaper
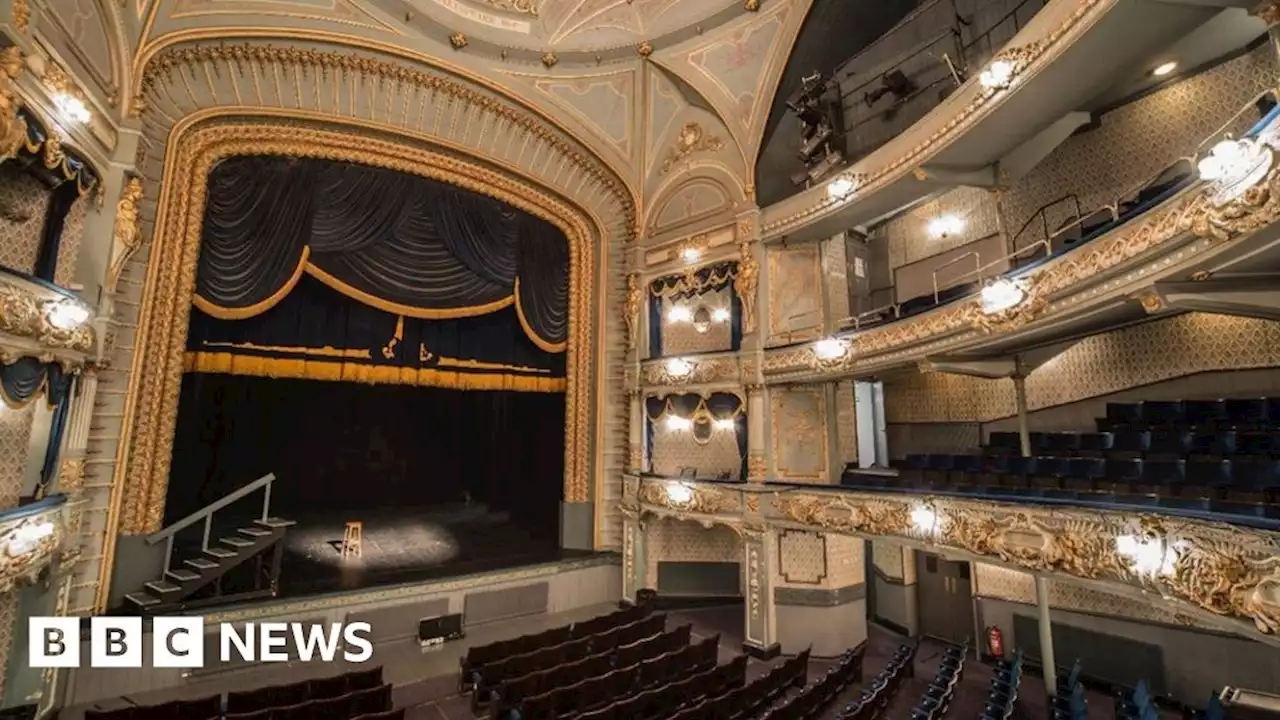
[771,386,829,481]
[651,423,742,479]
[0,405,36,508]
[644,517,742,588]
[0,590,15,699]
[774,531,865,590]
[823,233,851,325]
[661,288,735,355]
[768,244,824,345]
[875,43,1280,270]
[0,167,52,274]
[872,540,906,580]
[973,563,1199,628]
[835,381,858,464]
[885,313,1280,424]
[56,193,91,288]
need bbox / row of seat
[758,644,865,720]
[909,642,966,720]
[470,613,666,700]
[1052,661,1086,720]
[564,652,747,720]
[510,633,719,720]
[986,429,1280,458]
[1115,680,1158,720]
[900,453,1280,491]
[84,668,386,720]
[483,624,691,715]
[667,649,811,720]
[836,642,917,720]
[1098,399,1280,431]
[460,605,648,690]
[982,652,1022,720]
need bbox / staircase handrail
[146,472,276,545]
[1011,193,1081,251]
[931,250,981,303]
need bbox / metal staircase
[124,473,295,613]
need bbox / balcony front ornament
[0,509,68,594]
[638,480,738,516]
[0,47,29,161]
[0,277,95,355]
[966,272,1047,333]
[643,356,730,386]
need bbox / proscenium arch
[110,115,602,546]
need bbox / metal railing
[146,472,277,575]
[1196,88,1280,153]
[950,239,1050,287]
[838,302,903,331]
[1011,193,1082,253]
[930,250,981,302]
[959,0,1046,72]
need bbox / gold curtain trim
[649,263,739,299]
[514,277,567,353]
[193,247,312,320]
[196,340,370,359]
[306,261,515,319]
[183,352,565,392]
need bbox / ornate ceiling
[409,0,744,53]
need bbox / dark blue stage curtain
[167,373,566,531]
[643,392,745,479]
[193,156,569,353]
[37,369,73,498]
[185,273,565,392]
[647,261,741,357]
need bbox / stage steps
[124,517,295,613]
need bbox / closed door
[916,552,973,644]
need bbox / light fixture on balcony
[680,247,702,263]
[1115,534,1185,577]
[827,174,857,201]
[47,299,89,330]
[665,357,693,378]
[1198,137,1273,203]
[8,521,55,556]
[910,503,939,535]
[713,418,736,431]
[1151,61,1177,77]
[665,415,693,431]
[927,214,965,239]
[979,278,1026,315]
[692,306,712,334]
[667,305,693,323]
[666,482,694,504]
[711,307,731,323]
[978,59,1015,90]
[813,337,849,361]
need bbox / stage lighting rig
[786,70,846,186]
[863,69,915,108]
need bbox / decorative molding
[778,529,826,584]
[734,240,758,334]
[449,32,468,49]
[0,47,29,160]
[661,122,726,174]
[0,500,75,594]
[625,272,643,350]
[642,356,737,386]
[479,0,540,14]
[637,480,740,517]
[541,51,559,68]
[105,176,143,294]
[11,0,29,32]
[0,273,96,357]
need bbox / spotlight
[979,278,1026,315]
[927,214,965,239]
[827,175,856,201]
[47,300,89,330]
[666,482,694,503]
[667,305,692,323]
[910,504,939,535]
[813,337,848,361]
[711,308,731,323]
[53,93,90,124]
[665,415,692,431]
[979,59,1014,90]
[665,357,693,377]
[1152,61,1177,77]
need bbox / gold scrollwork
[0,509,70,593]
[625,272,643,350]
[661,123,726,175]
[11,0,29,31]
[734,240,759,334]
[0,276,95,355]
[105,176,144,294]
[116,122,597,535]
[638,480,739,516]
[642,357,733,386]
[57,459,86,497]
[747,452,767,481]
[0,47,28,162]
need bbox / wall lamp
[978,59,1015,90]
[979,278,1026,315]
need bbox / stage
[188,503,586,599]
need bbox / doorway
[854,381,888,467]
[915,551,974,644]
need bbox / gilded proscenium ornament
[624,272,643,350]
[58,459,86,497]
[661,123,726,174]
[136,43,635,240]
[0,47,29,160]
[637,41,654,58]
[449,32,468,50]
[642,356,733,385]
[0,275,95,354]
[541,51,559,68]
[733,240,759,334]
[119,123,597,535]
[105,176,144,293]
[40,63,86,114]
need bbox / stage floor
[196,503,582,598]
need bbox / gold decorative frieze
[661,123,726,175]
[746,452,767,481]
[0,501,75,593]
[637,479,740,516]
[642,356,737,386]
[0,273,95,357]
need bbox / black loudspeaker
[418,613,465,647]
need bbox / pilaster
[621,509,646,603]
[742,527,780,658]
[628,390,644,472]
[745,383,768,481]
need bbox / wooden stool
[341,521,363,559]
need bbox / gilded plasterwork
[770,386,827,480]
[766,244,822,345]
[642,355,738,386]
[116,123,597,535]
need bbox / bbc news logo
[29,617,374,668]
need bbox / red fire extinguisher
[986,625,1005,659]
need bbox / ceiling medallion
[744,0,761,10]
[449,32,468,50]
[541,51,558,69]
[480,0,540,15]
[637,41,653,58]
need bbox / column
[825,382,843,484]
[773,533,868,657]
[901,547,920,636]
[742,529,780,659]
[1035,575,1058,698]
[746,384,768,482]
[1012,373,1031,457]
[620,510,646,604]
[628,390,644,472]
